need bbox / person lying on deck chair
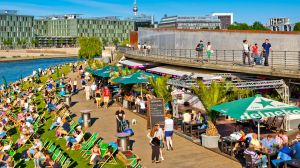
[65,126,84,149]
[56,119,70,138]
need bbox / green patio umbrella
[112,71,158,85]
[112,71,158,95]
[210,94,300,140]
[93,66,119,78]
[85,67,94,74]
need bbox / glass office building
[0,10,34,45]
[159,15,221,29]
[34,15,135,47]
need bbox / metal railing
[118,47,300,71]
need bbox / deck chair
[80,133,98,152]
[48,144,56,154]
[59,154,67,165]
[80,137,98,155]
[52,149,62,161]
[99,144,118,168]
[62,158,72,168]
[271,116,285,131]
[83,139,103,158]
[45,141,54,150]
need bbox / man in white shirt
[85,84,91,100]
[183,112,191,123]
[91,82,97,98]
[242,40,251,65]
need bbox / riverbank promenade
[66,68,241,168]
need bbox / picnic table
[183,122,202,137]
[220,136,241,156]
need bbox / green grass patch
[11,64,125,168]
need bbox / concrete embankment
[0,47,114,62]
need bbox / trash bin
[80,110,92,128]
[64,94,71,107]
[115,132,130,151]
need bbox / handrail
[118,46,300,72]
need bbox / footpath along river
[0,57,78,84]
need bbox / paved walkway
[67,72,242,168]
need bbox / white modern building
[268,18,295,31]
[211,13,234,29]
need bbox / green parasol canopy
[85,67,95,74]
[93,66,119,78]
[210,94,300,120]
[112,71,158,85]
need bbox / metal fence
[119,47,300,71]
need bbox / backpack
[196,43,204,51]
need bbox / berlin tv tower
[133,0,138,16]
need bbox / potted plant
[193,81,252,148]
[192,81,230,148]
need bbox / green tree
[78,37,102,60]
[228,21,269,30]
[102,38,108,47]
[148,75,172,103]
[228,22,251,30]
[31,39,38,47]
[48,39,53,47]
[120,38,130,47]
[294,22,300,31]
[71,38,77,47]
[192,81,253,136]
[112,38,119,46]
[3,38,13,46]
[252,21,269,30]
[59,39,64,47]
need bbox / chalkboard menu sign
[147,99,165,129]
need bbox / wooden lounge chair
[270,116,285,131]
[264,116,275,129]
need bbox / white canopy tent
[118,59,154,67]
[146,65,222,81]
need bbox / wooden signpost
[147,99,165,129]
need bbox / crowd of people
[229,128,300,167]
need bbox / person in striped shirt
[244,145,267,168]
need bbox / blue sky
[2,0,300,24]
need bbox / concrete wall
[138,28,300,51]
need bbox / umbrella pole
[258,122,261,141]
[140,83,143,96]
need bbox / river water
[0,57,78,85]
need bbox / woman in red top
[89,144,101,164]
[251,43,261,65]
[251,43,259,56]
[103,86,110,109]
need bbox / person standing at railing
[195,40,204,62]
[143,42,147,56]
[206,42,213,63]
[251,43,261,65]
[242,40,251,65]
[262,39,272,66]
